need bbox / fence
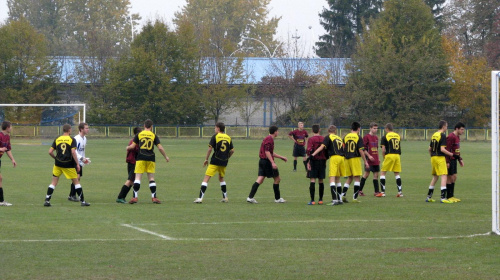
[10,125,492,141]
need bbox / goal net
[492,71,500,235]
[0,104,86,143]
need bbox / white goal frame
[0,103,86,123]
[492,71,500,235]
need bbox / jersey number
[346,141,356,153]
[390,139,400,150]
[220,140,228,152]
[140,138,154,150]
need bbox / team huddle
[0,119,465,207]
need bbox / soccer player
[426,120,455,203]
[305,124,327,205]
[194,122,234,203]
[68,122,90,202]
[310,125,345,205]
[378,123,403,197]
[360,122,380,196]
[288,121,308,172]
[446,122,465,202]
[43,124,90,207]
[342,122,369,203]
[0,121,17,206]
[127,119,169,204]
[116,126,142,203]
[247,125,287,204]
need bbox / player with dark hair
[378,123,403,197]
[194,122,234,203]
[426,120,455,203]
[446,122,465,202]
[360,122,380,196]
[305,124,327,205]
[0,121,17,206]
[44,124,90,207]
[288,122,308,172]
[247,125,288,204]
[127,119,169,204]
[310,125,345,205]
[116,126,142,203]
[68,122,90,202]
[341,122,369,203]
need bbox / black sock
[293,160,297,170]
[309,182,315,201]
[360,177,366,191]
[373,180,379,193]
[221,184,227,198]
[75,187,84,202]
[149,181,156,198]
[303,160,307,171]
[336,186,342,200]
[249,182,260,198]
[446,184,452,198]
[450,182,455,197]
[69,183,76,197]
[318,183,324,201]
[396,178,402,192]
[118,185,130,199]
[440,188,446,199]
[427,187,434,198]
[353,184,360,199]
[133,183,140,197]
[273,184,281,200]
[200,185,207,198]
[380,178,386,192]
[342,186,348,197]
[330,185,336,200]
[0,188,4,202]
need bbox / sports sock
[330,183,336,200]
[396,175,402,192]
[342,183,349,197]
[440,186,447,200]
[318,183,324,201]
[45,185,55,201]
[427,186,434,198]
[133,180,141,198]
[360,177,366,191]
[336,183,342,200]
[0,188,3,202]
[353,182,360,199]
[149,181,157,198]
[450,182,455,197]
[309,182,315,201]
[273,184,281,200]
[74,184,84,201]
[446,183,452,199]
[69,183,76,197]
[118,185,130,199]
[199,182,207,198]
[303,160,307,171]
[380,176,386,192]
[293,160,297,170]
[249,182,260,198]
[373,179,379,193]
[220,181,227,198]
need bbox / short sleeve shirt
[322,134,344,157]
[259,135,274,159]
[52,135,77,168]
[307,135,326,160]
[289,129,308,146]
[430,131,447,157]
[363,133,380,165]
[133,130,161,162]
[381,132,401,155]
[343,132,364,159]
[209,133,233,167]
[446,132,460,162]
[0,131,11,159]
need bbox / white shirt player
[74,134,87,166]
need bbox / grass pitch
[0,138,499,279]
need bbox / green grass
[0,138,499,279]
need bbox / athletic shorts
[53,165,78,179]
[293,144,306,157]
[307,159,326,179]
[328,155,346,177]
[258,158,279,178]
[205,164,226,177]
[127,162,136,181]
[135,160,156,174]
[431,156,447,176]
[345,157,362,177]
[365,165,380,173]
[381,154,402,173]
[447,159,458,175]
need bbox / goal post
[492,71,500,235]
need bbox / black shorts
[127,162,136,181]
[307,159,326,179]
[258,158,279,178]
[448,159,458,175]
[77,164,83,176]
[364,165,380,173]
[293,144,306,157]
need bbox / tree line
[0,0,498,127]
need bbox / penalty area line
[121,223,176,240]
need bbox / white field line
[121,223,175,240]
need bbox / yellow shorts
[328,155,346,177]
[205,164,226,177]
[135,160,156,174]
[53,165,77,179]
[381,154,402,172]
[345,157,362,177]
[431,156,447,176]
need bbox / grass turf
[0,138,498,279]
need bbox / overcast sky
[0,0,327,56]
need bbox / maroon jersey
[126,138,139,164]
[363,133,380,165]
[446,132,460,163]
[0,131,12,159]
[289,129,308,146]
[307,135,327,160]
[259,135,275,159]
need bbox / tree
[442,36,492,126]
[315,0,383,58]
[0,19,58,123]
[347,0,449,127]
